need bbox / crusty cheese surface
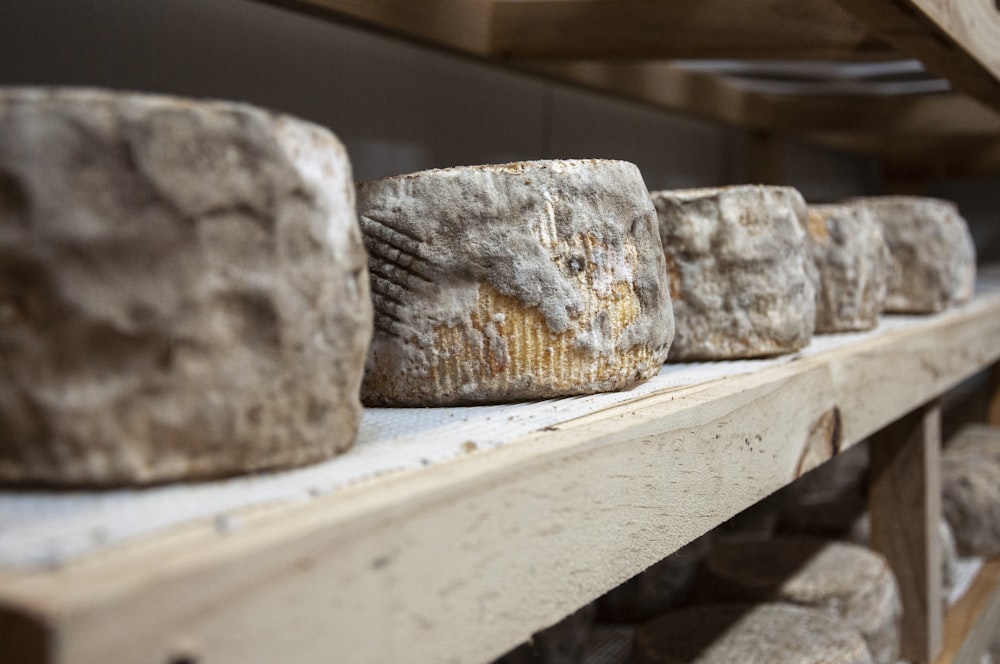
[651,185,815,361]
[0,88,371,486]
[942,424,1000,556]
[849,196,975,314]
[806,204,890,333]
[700,537,901,664]
[357,159,674,406]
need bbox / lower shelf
[937,559,1000,664]
[2,284,1000,664]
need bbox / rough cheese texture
[849,196,975,314]
[777,441,959,600]
[0,88,371,486]
[651,185,815,360]
[357,159,673,406]
[699,537,901,664]
[598,533,711,623]
[805,204,889,333]
[633,603,873,664]
[942,424,1000,556]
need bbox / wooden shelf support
[935,559,1000,664]
[869,401,944,664]
[490,0,893,60]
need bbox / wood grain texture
[2,292,1000,664]
[491,0,893,60]
[831,0,1000,110]
[247,0,1000,166]
[254,0,493,54]
[521,61,1000,136]
[869,403,944,663]
[989,363,1000,426]
[812,133,1000,178]
[935,559,1000,664]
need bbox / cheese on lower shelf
[633,603,873,664]
[697,537,901,664]
[943,423,1000,556]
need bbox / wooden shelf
[2,288,1000,664]
[259,0,1000,175]
[936,559,1000,664]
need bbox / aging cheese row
[494,536,902,664]
[0,89,978,485]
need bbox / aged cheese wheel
[805,204,889,333]
[633,603,873,664]
[844,514,959,602]
[598,533,711,623]
[0,88,371,486]
[849,196,975,313]
[357,159,674,406]
[651,185,815,360]
[942,424,1000,556]
[699,537,901,664]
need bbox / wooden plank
[936,559,1000,664]
[2,293,1000,664]
[252,0,493,54]
[869,402,944,663]
[490,0,894,60]
[523,60,1000,135]
[991,364,1000,426]
[831,0,1000,110]
[806,132,1000,177]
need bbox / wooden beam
[831,0,1000,111]
[253,0,494,55]
[935,559,1000,664]
[522,60,1000,135]
[2,290,1000,664]
[989,363,1000,426]
[869,402,944,663]
[491,0,894,60]
[806,132,1000,177]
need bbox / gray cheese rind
[357,159,674,406]
[699,537,902,664]
[0,88,371,486]
[942,424,1000,556]
[652,185,815,360]
[806,204,890,333]
[634,602,874,664]
[849,196,975,314]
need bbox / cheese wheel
[942,424,1000,556]
[634,603,873,664]
[805,204,890,333]
[698,537,901,664]
[849,196,975,313]
[357,159,674,406]
[0,88,370,486]
[651,185,815,360]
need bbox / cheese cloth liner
[0,283,997,570]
